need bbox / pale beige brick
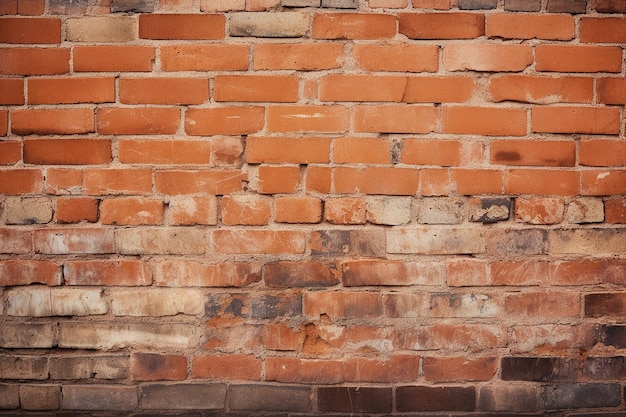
[566,197,604,224]
[110,288,204,316]
[0,323,55,348]
[2,197,53,225]
[116,227,207,254]
[366,197,411,225]
[50,355,128,380]
[6,287,107,317]
[229,12,308,37]
[66,16,137,42]
[387,228,485,254]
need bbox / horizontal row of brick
[0,381,624,412]
[1,13,626,43]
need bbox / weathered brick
[132,353,186,381]
[309,229,385,257]
[0,355,48,380]
[34,228,115,254]
[6,287,107,317]
[565,198,604,224]
[317,387,392,413]
[366,197,412,225]
[599,325,626,348]
[304,291,383,318]
[585,293,626,317]
[62,385,138,411]
[49,355,128,380]
[155,260,261,287]
[486,229,546,256]
[19,384,61,410]
[229,384,311,412]
[501,357,575,382]
[399,12,484,39]
[478,384,541,411]
[541,383,621,409]
[547,0,588,13]
[504,0,541,11]
[595,0,626,12]
[212,229,305,254]
[342,259,445,286]
[221,194,271,225]
[510,323,598,353]
[111,0,155,12]
[192,354,261,380]
[549,228,626,255]
[468,197,511,223]
[459,0,497,8]
[111,288,204,316]
[313,13,396,39]
[0,322,54,348]
[431,292,501,318]
[0,229,33,254]
[117,228,206,255]
[66,16,137,42]
[387,228,485,254]
[265,260,339,287]
[418,197,464,224]
[0,384,19,409]
[396,386,476,411]
[230,12,308,37]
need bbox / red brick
[34,228,115,254]
[306,166,331,193]
[17,0,44,14]
[442,106,527,136]
[515,196,565,224]
[489,75,593,104]
[265,358,343,384]
[451,169,503,195]
[0,78,24,104]
[28,77,114,104]
[582,170,626,195]
[221,195,271,225]
[531,106,620,135]
[506,169,579,196]
[399,12,484,39]
[0,260,61,285]
[254,43,343,70]
[139,13,224,39]
[160,44,248,71]
[444,44,533,71]
[313,13,396,39]
[486,13,574,40]
[131,353,187,381]
[304,291,383,318]
[274,196,323,223]
[24,139,111,165]
[100,197,164,225]
[0,109,6,136]
[44,168,82,195]
[155,170,246,195]
[334,167,420,195]
[580,17,626,43]
[402,139,482,167]
[118,139,211,165]
[535,45,622,73]
[549,259,624,285]
[267,105,349,133]
[354,105,438,133]
[0,169,43,194]
[396,323,505,350]
[258,165,301,194]
[491,260,548,286]
[167,196,218,226]
[447,259,489,286]
[247,137,330,164]
[595,0,626,13]
[83,169,152,195]
[0,17,60,43]
[423,356,497,382]
[64,260,152,286]
[192,354,261,380]
[420,169,451,195]
[343,259,444,286]
[598,77,626,104]
[606,198,626,224]
[73,46,155,72]
[211,229,306,254]
[0,47,69,75]
[55,197,99,223]
[353,44,438,72]
[98,108,179,135]
[325,197,366,224]
[505,291,580,320]
[490,139,575,167]
[119,77,208,105]
[0,141,21,164]
[334,137,390,164]
[186,106,264,135]
[214,75,299,103]
[11,109,94,135]
[344,355,421,382]
[0,0,16,14]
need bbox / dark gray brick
[229,384,312,412]
[541,383,621,409]
[141,384,226,410]
[459,0,498,9]
[504,0,541,11]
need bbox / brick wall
[0,0,625,414]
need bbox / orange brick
[44,168,82,195]
[166,196,218,226]
[132,353,187,381]
[274,196,323,224]
[354,105,438,133]
[155,170,246,195]
[0,0,17,14]
[258,165,300,194]
[535,45,622,73]
[312,13,396,39]
[598,77,626,105]
[254,43,343,70]
[582,170,626,196]
[98,108,180,135]
[119,77,208,105]
[320,75,406,102]
[23,139,112,165]
[306,166,331,194]
[423,356,497,382]
[579,139,626,167]
[514,196,565,225]
[412,0,450,7]
[73,46,155,72]
[402,139,483,166]
[221,195,271,225]
[531,106,620,135]
[304,291,383,319]
[420,168,450,196]
[334,137,390,164]
[55,197,99,223]
[486,13,574,40]
[0,260,60,285]
[11,108,94,135]
[370,0,409,7]
[580,17,626,43]
[118,139,211,165]
[17,0,44,15]
[0,141,21,164]
[100,197,164,225]
[214,75,299,103]
[160,44,248,71]
[444,44,533,72]
[451,169,503,195]
[344,355,421,383]
[0,78,24,104]
[63,260,152,286]
[0,48,68,75]
[265,357,343,384]
[83,169,153,195]
[34,228,115,255]
[352,44,438,72]
[192,354,261,380]
[442,106,527,136]
[213,137,244,166]
[0,17,60,43]
[490,139,575,167]
[506,169,580,196]
[325,197,367,225]
[185,107,264,136]
[406,76,475,103]
[489,75,593,104]
[399,12,484,39]
[0,169,43,194]
[334,167,420,195]
[504,291,580,320]
[139,13,224,39]
[247,137,331,164]
[606,198,626,224]
[267,105,349,133]
[0,109,7,135]
[490,260,548,286]
[28,77,114,104]
[447,259,489,287]
[211,229,306,254]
